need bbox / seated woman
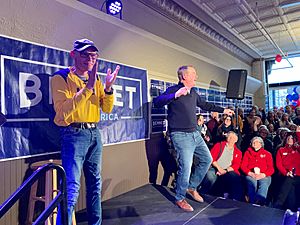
[273,127,291,153]
[241,111,263,152]
[279,113,293,128]
[273,133,300,211]
[215,115,235,143]
[257,125,273,153]
[200,131,243,201]
[241,136,274,205]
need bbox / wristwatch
[104,87,114,95]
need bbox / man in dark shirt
[154,65,234,212]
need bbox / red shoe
[186,189,204,202]
[176,199,194,212]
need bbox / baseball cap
[73,38,99,52]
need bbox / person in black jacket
[196,113,213,149]
[153,65,234,212]
[215,115,235,143]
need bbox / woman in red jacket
[241,136,274,205]
[200,131,243,200]
[273,133,300,211]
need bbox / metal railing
[0,163,68,225]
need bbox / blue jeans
[245,175,271,204]
[170,131,212,201]
[57,126,102,225]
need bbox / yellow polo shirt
[51,67,114,127]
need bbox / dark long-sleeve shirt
[153,83,224,132]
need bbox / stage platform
[76,184,285,225]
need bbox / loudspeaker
[226,69,247,100]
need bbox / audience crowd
[164,104,300,211]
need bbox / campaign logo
[1,55,63,122]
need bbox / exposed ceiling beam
[239,0,293,66]
[275,0,300,48]
[238,23,284,35]
[231,20,253,29]
[283,7,300,15]
[184,0,262,57]
[212,3,238,13]
[223,13,247,22]
[137,0,256,63]
[279,0,300,8]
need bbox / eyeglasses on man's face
[78,51,99,60]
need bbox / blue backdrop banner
[0,36,149,160]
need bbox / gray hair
[177,65,194,81]
[226,131,238,140]
[251,136,264,148]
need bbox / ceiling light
[100,0,123,19]
[106,0,123,17]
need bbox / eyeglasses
[79,51,99,59]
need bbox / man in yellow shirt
[51,38,119,225]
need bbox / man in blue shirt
[154,65,234,211]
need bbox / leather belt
[69,122,97,129]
